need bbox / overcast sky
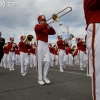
[0,0,86,44]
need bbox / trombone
[47,6,72,22]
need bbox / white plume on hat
[22,33,25,35]
[58,31,61,36]
[39,11,44,15]
[10,34,13,37]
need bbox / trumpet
[47,6,72,22]
[25,35,34,42]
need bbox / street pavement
[0,64,93,100]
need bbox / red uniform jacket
[34,23,56,42]
[57,40,67,50]
[84,0,100,29]
[77,41,86,52]
[7,42,18,52]
[74,49,78,56]
[18,41,30,53]
[49,46,55,54]
[30,46,36,54]
[54,49,58,55]
[68,47,72,54]
[15,49,20,55]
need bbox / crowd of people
[0,28,89,84]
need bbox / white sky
[0,0,87,44]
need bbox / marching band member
[49,43,55,67]
[84,0,100,100]
[15,47,20,65]
[67,45,73,66]
[7,36,18,71]
[77,38,86,70]
[29,43,36,67]
[57,34,68,72]
[3,41,9,68]
[18,34,31,76]
[53,45,58,65]
[72,46,78,64]
[34,12,56,85]
[65,46,69,65]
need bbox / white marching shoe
[38,80,45,85]
[60,69,64,72]
[12,68,15,71]
[21,72,27,76]
[87,74,92,77]
[43,77,50,84]
[80,68,84,70]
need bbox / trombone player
[34,12,56,85]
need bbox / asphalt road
[0,64,93,100]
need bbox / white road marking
[50,69,87,76]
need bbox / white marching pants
[74,55,78,64]
[54,55,58,65]
[16,54,20,65]
[3,53,8,68]
[87,51,93,76]
[68,53,73,65]
[8,52,16,70]
[20,52,29,74]
[50,53,54,67]
[30,53,36,67]
[87,23,100,100]
[78,50,85,69]
[66,54,69,64]
[37,40,51,81]
[58,49,66,71]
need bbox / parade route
[0,65,93,100]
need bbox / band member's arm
[48,27,56,35]
[35,23,48,32]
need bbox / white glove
[47,19,54,24]
[47,24,52,28]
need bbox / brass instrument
[64,34,74,44]
[69,34,74,40]
[47,6,72,22]
[25,35,34,42]
[11,42,16,52]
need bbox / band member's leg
[87,23,100,100]
[37,41,44,81]
[20,52,25,74]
